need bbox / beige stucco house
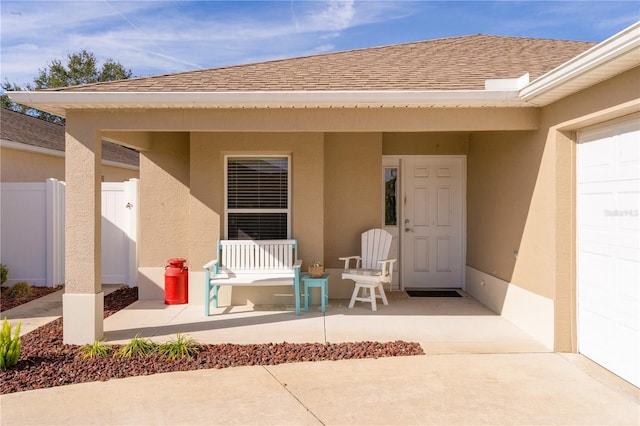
[0,108,139,182]
[10,23,639,386]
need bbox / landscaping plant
[0,318,21,369]
[79,340,111,359]
[158,334,201,360]
[0,264,7,286]
[114,334,157,357]
[5,282,32,298]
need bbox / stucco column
[62,118,103,345]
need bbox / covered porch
[55,104,559,348]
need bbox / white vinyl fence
[0,178,138,287]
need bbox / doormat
[406,290,462,297]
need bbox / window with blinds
[226,156,290,240]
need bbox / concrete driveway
[1,289,638,425]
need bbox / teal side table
[302,273,329,313]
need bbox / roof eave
[520,22,640,106]
[8,90,529,118]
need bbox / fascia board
[520,22,640,105]
[8,89,527,117]
[0,139,64,157]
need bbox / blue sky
[1,1,639,86]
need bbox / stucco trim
[465,266,554,350]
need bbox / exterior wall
[542,66,639,352]
[137,132,190,299]
[0,147,138,182]
[383,132,469,155]
[101,164,139,182]
[467,130,548,292]
[466,66,640,351]
[1,148,65,181]
[324,133,382,299]
[183,132,325,305]
[324,132,382,267]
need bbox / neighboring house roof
[48,35,596,93]
[0,108,139,167]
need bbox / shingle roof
[0,108,139,166]
[51,35,596,93]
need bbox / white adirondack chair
[339,229,396,311]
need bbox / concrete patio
[103,291,550,354]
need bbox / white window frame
[224,154,291,240]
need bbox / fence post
[124,178,139,286]
[46,178,65,287]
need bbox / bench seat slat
[210,277,295,286]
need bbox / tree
[1,81,31,114]
[34,50,132,89]
[2,50,132,123]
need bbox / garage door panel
[578,191,613,228]
[577,116,640,388]
[579,250,612,283]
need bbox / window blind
[226,157,289,240]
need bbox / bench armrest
[203,259,218,271]
[339,256,361,270]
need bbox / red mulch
[1,285,63,312]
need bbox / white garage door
[577,116,639,387]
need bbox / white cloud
[1,1,411,83]
[306,0,355,31]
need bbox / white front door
[401,156,464,288]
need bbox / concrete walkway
[1,285,121,336]
[1,289,638,425]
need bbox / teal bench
[203,239,302,316]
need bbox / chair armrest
[377,259,397,277]
[339,256,361,270]
[293,259,303,269]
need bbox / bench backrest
[218,239,298,273]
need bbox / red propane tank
[164,258,188,304]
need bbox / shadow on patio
[104,291,551,354]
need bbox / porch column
[62,119,103,345]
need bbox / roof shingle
[0,108,139,166]
[50,35,596,93]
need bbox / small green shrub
[0,264,7,285]
[79,340,111,359]
[158,334,201,360]
[114,334,157,357]
[0,317,21,369]
[6,282,32,298]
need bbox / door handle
[405,227,413,232]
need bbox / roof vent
[484,73,530,90]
